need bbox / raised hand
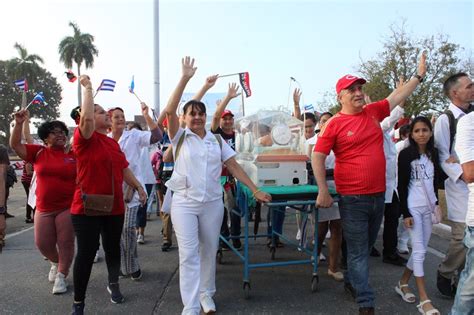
[227,83,241,99]
[182,56,197,79]
[205,75,219,89]
[79,75,92,88]
[13,109,29,124]
[417,51,427,78]
[141,102,149,116]
[293,88,302,105]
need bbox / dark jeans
[383,193,400,257]
[221,208,242,239]
[339,193,385,309]
[136,184,154,228]
[267,206,285,237]
[21,181,35,220]
[71,214,124,302]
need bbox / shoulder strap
[444,110,456,154]
[174,131,186,162]
[214,134,223,149]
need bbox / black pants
[21,181,35,219]
[71,214,124,302]
[382,194,400,257]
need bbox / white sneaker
[200,294,216,313]
[319,253,326,262]
[296,229,302,241]
[93,251,100,263]
[48,263,58,283]
[52,272,67,294]
[137,234,145,244]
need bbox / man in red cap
[312,52,427,315]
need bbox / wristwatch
[414,74,424,83]
[0,206,5,214]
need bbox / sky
[0,0,472,126]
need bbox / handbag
[81,168,115,216]
[420,175,442,224]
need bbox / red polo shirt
[314,99,390,195]
[25,144,76,212]
[71,128,129,215]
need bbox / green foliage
[58,22,98,106]
[358,21,470,117]
[0,60,62,146]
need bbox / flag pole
[93,89,100,99]
[241,91,245,117]
[24,99,35,111]
[132,92,143,104]
[21,91,26,109]
[217,73,240,78]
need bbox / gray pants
[439,220,467,279]
[120,205,140,275]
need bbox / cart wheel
[270,247,276,260]
[311,274,319,292]
[243,281,251,299]
[217,249,223,264]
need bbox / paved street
[1,184,457,314]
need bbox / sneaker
[232,239,242,251]
[93,251,100,263]
[72,301,85,315]
[383,253,407,266]
[107,283,124,304]
[437,271,456,298]
[161,243,172,252]
[199,294,216,313]
[319,253,327,262]
[25,218,34,223]
[131,269,142,281]
[397,244,409,255]
[370,247,381,257]
[344,282,356,300]
[296,229,302,241]
[137,234,145,244]
[52,272,67,294]
[48,263,58,283]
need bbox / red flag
[65,70,77,82]
[239,72,251,97]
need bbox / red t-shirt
[25,144,76,212]
[314,99,390,195]
[71,129,129,215]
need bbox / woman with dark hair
[10,113,76,295]
[164,57,271,315]
[395,116,441,315]
[69,76,147,314]
[108,104,162,280]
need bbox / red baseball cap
[221,110,234,118]
[336,75,366,94]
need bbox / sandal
[395,281,416,303]
[417,300,440,315]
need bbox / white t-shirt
[139,147,156,185]
[167,127,236,203]
[455,112,474,227]
[408,154,437,209]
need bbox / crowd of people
[0,55,472,315]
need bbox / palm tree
[7,42,44,87]
[58,21,99,106]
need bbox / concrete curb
[432,222,451,239]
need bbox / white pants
[397,217,411,250]
[407,205,432,277]
[171,195,224,314]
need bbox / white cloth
[455,112,474,226]
[381,106,405,202]
[168,127,235,203]
[171,195,224,314]
[406,205,432,277]
[139,147,156,185]
[395,138,409,154]
[434,103,469,222]
[407,155,437,209]
[108,129,151,207]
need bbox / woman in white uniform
[164,57,271,315]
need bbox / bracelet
[252,189,261,197]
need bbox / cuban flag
[14,79,28,91]
[304,104,314,112]
[98,79,116,92]
[129,76,135,93]
[32,92,47,105]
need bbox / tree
[7,43,44,87]
[0,61,62,146]
[358,21,471,117]
[58,21,98,106]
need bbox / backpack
[6,165,17,188]
[437,105,474,189]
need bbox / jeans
[71,214,124,302]
[267,206,285,237]
[339,193,385,309]
[136,184,153,228]
[450,226,474,315]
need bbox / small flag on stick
[98,79,116,91]
[14,79,28,91]
[128,75,143,103]
[238,72,252,97]
[304,104,314,112]
[25,92,47,110]
[65,70,77,82]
